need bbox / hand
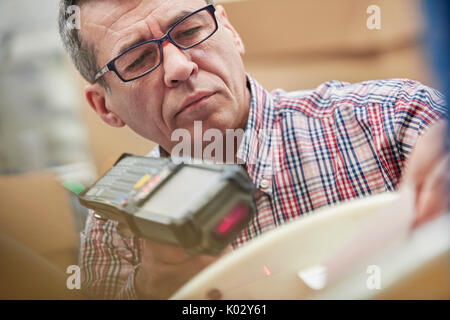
[134,240,232,299]
[402,121,449,229]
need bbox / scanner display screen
[134,166,221,220]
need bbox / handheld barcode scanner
[76,154,256,255]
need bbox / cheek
[113,82,164,128]
[194,41,244,89]
[129,77,164,113]
[195,31,238,66]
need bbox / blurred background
[0,0,446,296]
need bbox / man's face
[82,0,250,153]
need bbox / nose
[162,40,198,87]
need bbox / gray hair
[58,0,215,89]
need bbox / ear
[215,5,245,56]
[84,84,125,128]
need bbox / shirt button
[260,179,270,189]
[93,213,107,221]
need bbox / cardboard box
[0,172,78,270]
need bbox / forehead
[81,0,208,63]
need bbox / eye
[182,26,201,36]
[174,26,202,40]
[126,50,154,72]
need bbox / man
[58,0,447,299]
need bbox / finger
[139,244,232,299]
[143,251,222,299]
[412,154,449,228]
[143,241,232,265]
[143,240,192,265]
[403,121,447,186]
[116,222,135,238]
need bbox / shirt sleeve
[393,79,447,159]
[79,211,141,300]
[367,79,447,187]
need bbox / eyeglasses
[94,5,218,83]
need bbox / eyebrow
[116,9,194,55]
[118,36,147,55]
[165,9,193,29]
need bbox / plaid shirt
[79,75,446,299]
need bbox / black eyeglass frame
[94,4,218,83]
